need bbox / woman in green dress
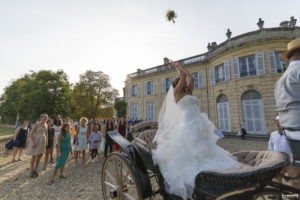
[49,123,72,184]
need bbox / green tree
[0,79,26,123]
[71,70,118,119]
[114,100,127,118]
[0,70,72,123]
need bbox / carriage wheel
[251,188,282,200]
[102,153,143,200]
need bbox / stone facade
[124,27,300,134]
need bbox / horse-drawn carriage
[101,121,300,200]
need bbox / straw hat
[280,37,300,61]
[275,116,280,121]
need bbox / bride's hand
[169,60,177,68]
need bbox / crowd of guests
[11,114,138,184]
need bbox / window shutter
[210,67,215,85]
[151,81,155,94]
[136,104,139,118]
[224,102,231,131]
[217,103,222,129]
[198,72,203,88]
[137,84,140,96]
[162,78,166,93]
[144,82,147,95]
[152,102,155,120]
[255,52,265,75]
[267,51,276,74]
[232,58,240,78]
[278,53,284,71]
[224,61,230,81]
[129,85,132,97]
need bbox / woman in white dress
[152,60,240,200]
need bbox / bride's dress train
[152,91,240,200]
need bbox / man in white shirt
[268,116,291,157]
[268,116,291,184]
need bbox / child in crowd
[44,119,55,169]
[89,125,101,163]
[49,123,72,185]
[127,122,134,142]
[74,117,89,165]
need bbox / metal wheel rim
[102,154,140,200]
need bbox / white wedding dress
[152,88,240,200]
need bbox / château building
[124,26,300,134]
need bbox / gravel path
[0,138,268,200]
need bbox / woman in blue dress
[74,117,89,165]
[49,123,72,184]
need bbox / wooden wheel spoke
[104,181,116,189]
[102,154,140,200]
[121,192,136,200]
[114,159,120,185]
[121,184,136,191]
[120,160,123,185]
[122,170,130,185]
[105,170,117,185]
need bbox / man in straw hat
[268,116,291,157]
[275,37,300,139]
[274,37,300,188]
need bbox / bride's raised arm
[169,61,186,95]
[177,62,194,95]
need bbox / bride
[152,60,240,200]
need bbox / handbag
[13,139,21,147]
[5,139,14,150]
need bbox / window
[215,65,225,83]
[129,84,139,97]
[162,77,173,93]
[239,56,256,77]
[146,102,155,121]
[192,73,199,88]
[131,104,138,119]
[144,81,155,95]
[191,72,203,88]
[217,95,231,132]
[210,61,230,85]
[233,53,265,78]
[268,51,289,73]
[242,91,266,134]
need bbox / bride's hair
[172,77,180,88]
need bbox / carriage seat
[193,151,290,199]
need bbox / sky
[0,0,299,97]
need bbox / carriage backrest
[133,129,157,153]
[132,121,158,133]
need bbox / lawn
[0,127,14,137]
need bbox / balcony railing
[127,54,208,79]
